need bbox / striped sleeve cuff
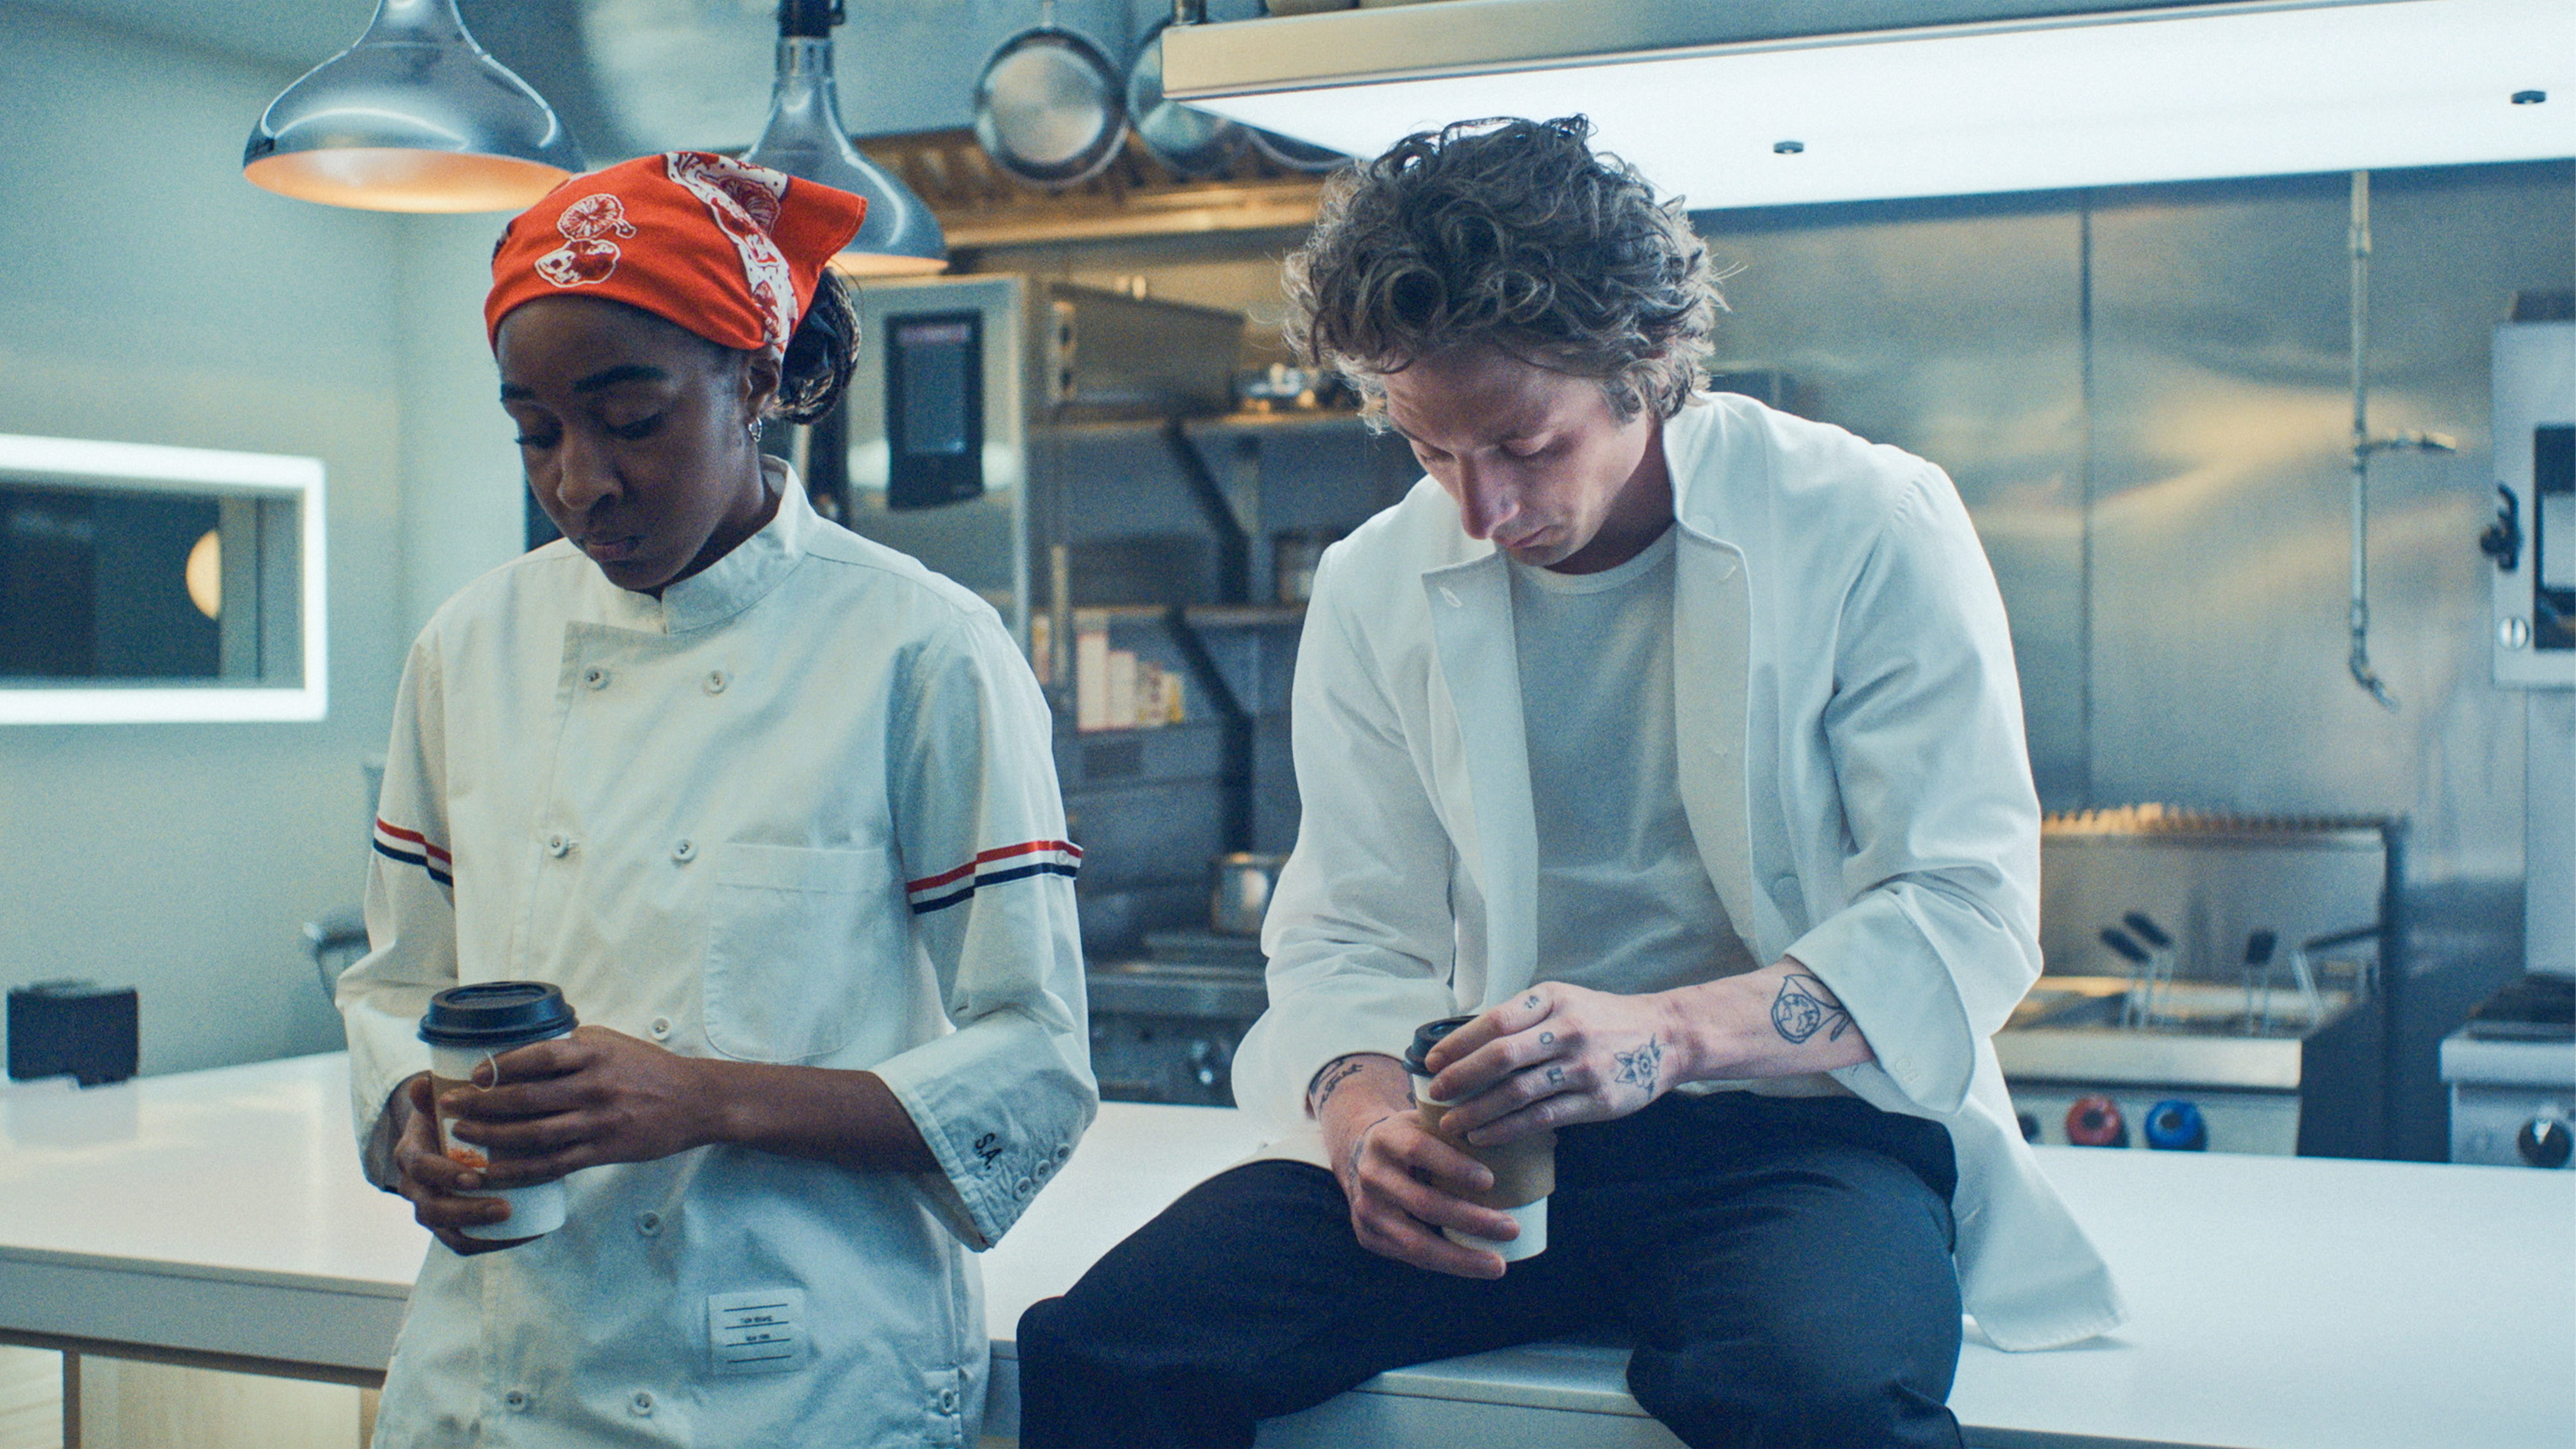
[371,818,453,888]
[904,839,1080,916]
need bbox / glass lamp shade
[744,38,947,277]
[243,0,584,214]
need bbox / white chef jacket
[1236,393,2127,1352]
[339,471,1095,1447]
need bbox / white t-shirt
[1511,526,1762,994]
[1512,526,1846,1099]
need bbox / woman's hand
[437,1025,719,1187]
[387,1073,527,1255]
[1312,1054,1517,1279]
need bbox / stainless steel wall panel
[1693,160,2575,884]
[1695,200,2091,799]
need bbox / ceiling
[21,0,1191,165]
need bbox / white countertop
[5,1053,2570,1447]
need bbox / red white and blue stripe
[906,840,1080,915]
[374,818,454,887]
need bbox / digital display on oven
[886,311,985,510]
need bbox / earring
[747,417,765,445]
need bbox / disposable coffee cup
[418,982,578,1241]
[1406,1014,1555,1262]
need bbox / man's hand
[435,1025,719,1187]
[1420,982,1678,1146]
[1311,1054,1519,1279]
[1422,960,1876,1147]
[388,1073,528,1254]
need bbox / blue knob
[2145,1099,2208,1152]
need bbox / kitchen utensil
[1247,127,1347,173]
[2099,927,2154,1029]
[972,1,1127,189]
[2240,929,2279,1035]
[1210,852,1287,935]
[1125,18,1247,178]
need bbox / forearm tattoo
[1308,1056,1371,1116]
[1612,1040,1664,1092]
[1770,974,1854,1045]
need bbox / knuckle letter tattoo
[1770,974,1855,1045]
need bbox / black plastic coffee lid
[1403,1014,1476,1076]
[418,982,576,1047]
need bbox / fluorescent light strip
[1182,0,2575,209]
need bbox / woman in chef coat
[336,152,1094,1447]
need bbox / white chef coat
[1238,393,2127,1352]
[340,470,1095,1447]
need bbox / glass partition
[0,433,326,723]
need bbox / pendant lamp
[244,0,584,214]
[744,0,947,277]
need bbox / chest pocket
[704,844,902,1063]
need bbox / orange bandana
[484,152,864,356]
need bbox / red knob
[2066,1095,2128,1147]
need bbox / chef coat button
[1055,1144,1072,1160]
[584,665,611,690]
[545,832,571,857]
[1438,586,1463,608]
[704,669,729,694]
[1014,1177,1034,1196]
[647,1016,672,1041]
[672,838,697,862]
[630,1389,654,1416]
[938,1387,959,1412]
[502,1389,530,1413]
[636,1210,662,1235]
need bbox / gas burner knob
[2145,1099,2209,1152]
[2066,1095,2128,1148]
[2516,1116,2572,1169]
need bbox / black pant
[1017,1092,1964,1449]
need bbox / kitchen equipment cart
[2,1055,2566,1448]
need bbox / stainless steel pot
[1125,19,1247,178]
[972,2,1128,189]
[1211,852,1287,935]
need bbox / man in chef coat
[1018,115,2123,1449]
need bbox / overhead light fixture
[244,0,585,213]
[1164,0,2576,210]
[744,0,947,277]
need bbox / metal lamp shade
[243,0,583,214]
[743,38,947,277]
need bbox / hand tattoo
[1546,1066,1565,1087]
[1309,1057,1368,1116]
[1770,974,1854,1045]
[1539,1030,1555,1045]
[1612,1040,1664,1092]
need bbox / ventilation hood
[1162,0,2576,209]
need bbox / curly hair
[1284,116,1721,425]
[771,268,861,425]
